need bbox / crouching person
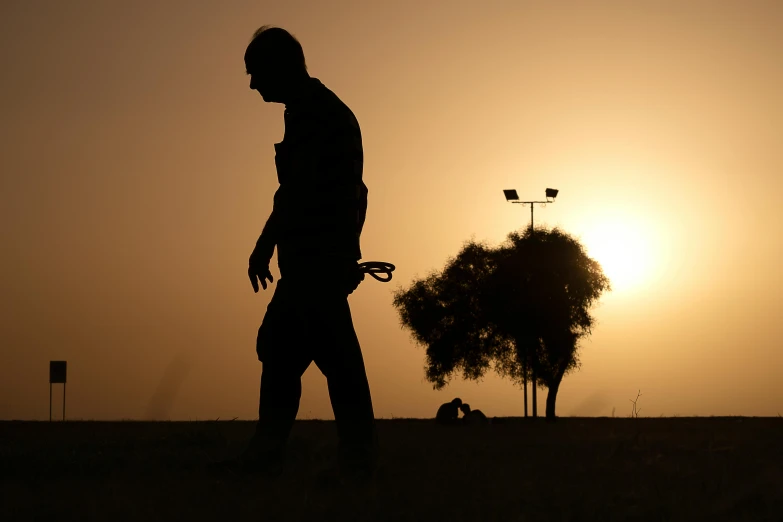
[435,398,463,425]
[460,403,488,425]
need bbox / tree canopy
[393,227,610,418]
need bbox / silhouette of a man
[436,398,463,425]
[241,26,376,478]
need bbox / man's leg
[247,281,313,473]
[254,355,312,452]
[313,296,377,474]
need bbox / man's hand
[248,247,274,293]
[339,261,364,295]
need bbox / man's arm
[248,207,278,292]
[255,207,279,261]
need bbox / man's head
[245,26,308,103]
[451,398,462,407]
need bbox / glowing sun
[581,218,657,293]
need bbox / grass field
[1,417,781,521]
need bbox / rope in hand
[358,261,396,282]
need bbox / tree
[393,227,610,420]
[393,241,512,388]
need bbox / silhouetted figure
[460,403,488,425]
[238,26,376,479]
[436,398,463,425]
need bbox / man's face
[245,60,282,103]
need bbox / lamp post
[503,188,559,418]
[503,188,559,232]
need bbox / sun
[580,218,657,293]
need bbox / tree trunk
[545,373,564,421]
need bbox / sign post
[49,361,67,421]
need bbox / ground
[1,418,781,521]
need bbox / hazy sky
[2,0,782,420]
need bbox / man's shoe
[338,446,377,484]
[208,443,284,478]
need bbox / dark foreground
[1,418,781,522]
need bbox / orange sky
[2,0,782,420]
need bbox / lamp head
[545,188,559,201]
[503,189,519,201]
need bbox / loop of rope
[358,261,396,282]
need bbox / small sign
[50,361,67,384]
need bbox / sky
[1,0,782,420]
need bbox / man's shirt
[269,77,367,270]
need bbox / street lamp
[502,187,560,419]
[503,188,559,231]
